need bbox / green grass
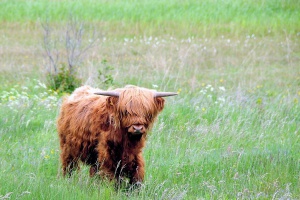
[0,0,299,36]
[1,83,299,199]
[1,0,300,199]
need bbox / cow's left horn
[94,91,120,97]
[154,92,178,97]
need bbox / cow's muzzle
[128,124,145,136]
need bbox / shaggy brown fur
[57,85,167,185]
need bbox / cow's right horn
[94,91,120,97]
[154,92,178,97]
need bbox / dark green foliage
[47,65,81,93]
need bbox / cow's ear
[155,97,165,112]
[106,96,118,111]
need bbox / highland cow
[57,85,176,186]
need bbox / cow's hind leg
[64,160,79,176]
[61,152,79,176]
[89,163,99,177]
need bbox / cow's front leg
[129,154,145,185]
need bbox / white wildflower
[37,80,47,89]
[206,84,212,89]
[219,86,226,91]
[218,97,225,102]
[200,89,207,95]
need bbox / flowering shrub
[0,79,59,112]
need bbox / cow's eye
[123,110,129,116]
[146,113,153,120]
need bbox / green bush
[47,65,81,93]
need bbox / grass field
[0,0,300,199]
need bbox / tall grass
[1,82,299,199]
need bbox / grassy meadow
[1,0,300,199]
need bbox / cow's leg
[65,160,79,176]
[61,150,79,176]
[129,154,145,185]
[97,151,115,181]
[89,163,99,177]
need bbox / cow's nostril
[133,125,143,131]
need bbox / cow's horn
[94,91,120,97]
[154,92,178,97]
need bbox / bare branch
[64,17,98,75]
[42,21,59,75]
